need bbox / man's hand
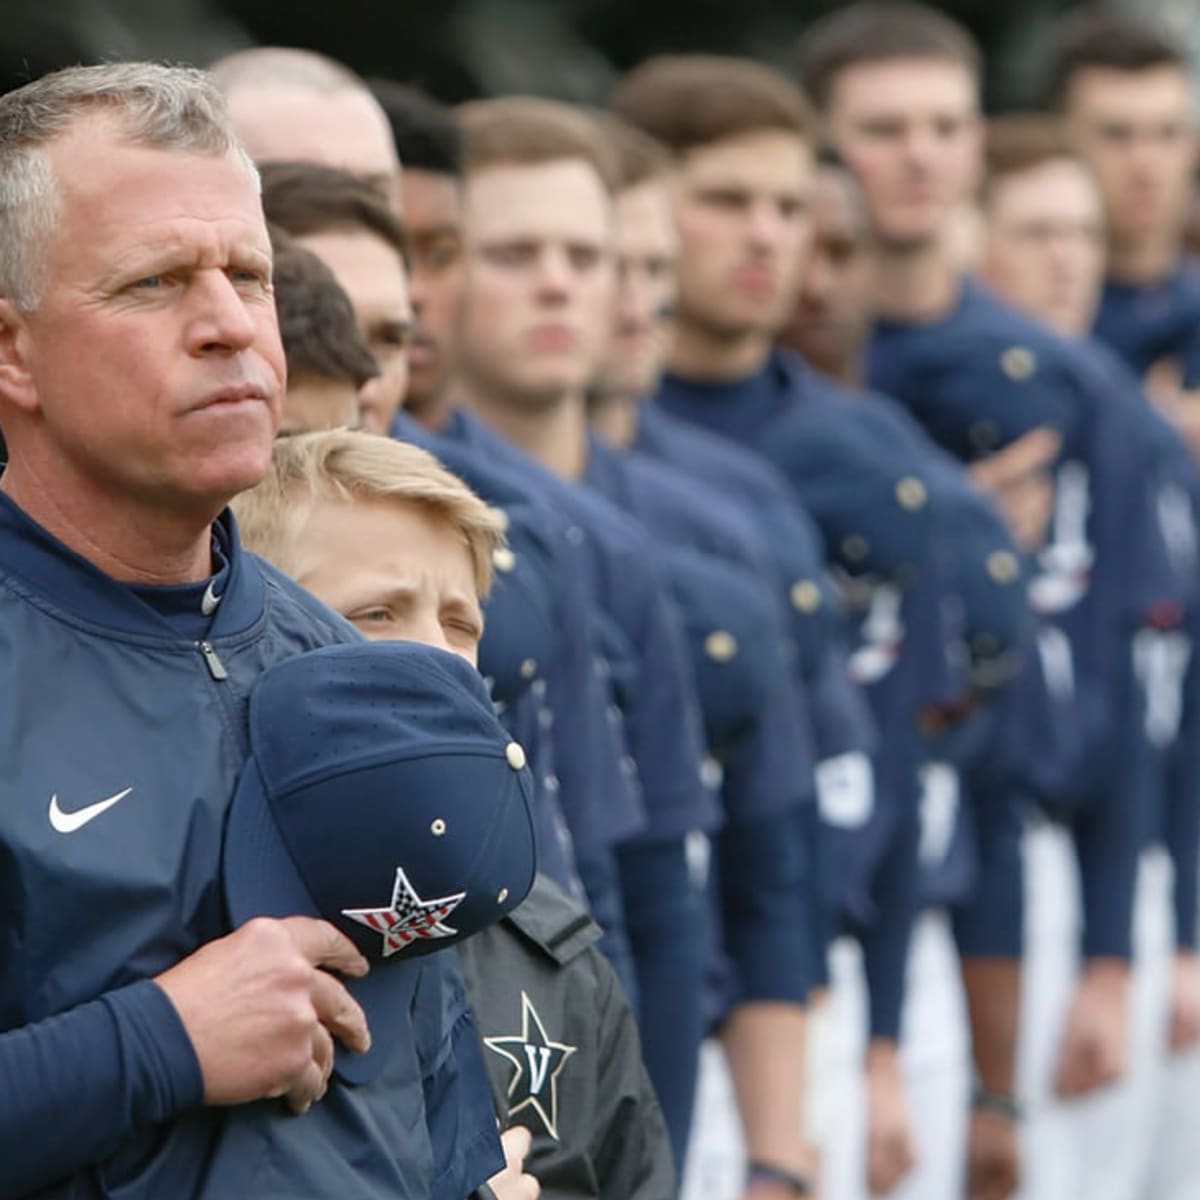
[864,1041,916,1195]
[1054,959,1130,1097]
[1169,951,1200,1053]
[968,427,1061,551]
[155,916,370,1115]
[965,1107,1018,1200]
[485,1126,540,1199]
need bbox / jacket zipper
[199,640,228,681]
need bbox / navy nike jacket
[0,495,502,1199]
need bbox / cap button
[430,818,447,837]
[841,534,870,563]
[895,476,927,511]
[1001,345,1037,381]
[505,741,527,770]
[969,420,1000,451]
[987,550,1020,584]
[492,547,516,573]
[791,579,822,613]
[704,630,738,662]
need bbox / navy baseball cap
[222,640,537,1085]
[479,514,558,708]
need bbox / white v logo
[49,788,133,834]
[524,1045,553,1096]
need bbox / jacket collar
[0,492,266,640]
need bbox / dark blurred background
[0,0,1194,111]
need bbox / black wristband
[746,1159,812,1195]
[972,1086,1024,1123]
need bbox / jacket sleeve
[418,956,506,1200]
[952,775,1025,959]
[588,955,678,1200]
[1165,649,1200,950]
[861,797,920,1042]
[0,979,203,1198]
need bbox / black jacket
[459,876,677,1199]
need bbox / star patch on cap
[341,866,466,957]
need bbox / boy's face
[824,57,981,250]
[289,492,484,665]
[457,159,616,411]
[981,157,1106,336]
[671,129,814,339]
[1063,65,1197,250]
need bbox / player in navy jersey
[436,96,728,1171]
[0,61,524,1200]
[978,111,1200,1200]
[254,155,649,1005]
[614,51,1040,1200]
[1045,7,1200,463]
[797,7,1180,1199]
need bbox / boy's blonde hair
[234,429,507,597]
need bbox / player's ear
[0,299,39,415]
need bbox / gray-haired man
[0,62,513,1199]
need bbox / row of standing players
[223,6,1200,1199]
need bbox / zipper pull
[199,640,228,681]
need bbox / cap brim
[222,757,417,1088]
[334,961,423,1086]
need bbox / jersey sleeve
[0,979,203,1198]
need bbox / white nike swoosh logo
[49,788,133,834]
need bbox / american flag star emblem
[341,867,467,957]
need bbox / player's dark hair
[1043,6,1188,108]
[260,160,408,265]
[456,96,621,193]
[270,227,379,389]
[983,113,1080,203]
[796,2,982,110]
[611,55,816,155]
[594,111,672,191]
[368,80,462,178]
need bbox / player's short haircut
[234,428,507,598]
[983,114,1081,203]
[260,160,408,263]
[594,112,672,192]
[369,80,462,177]
[0,62,252,310]
[611,55,816,155]
[456,96,621,193]
[796,2,982,110]
[1043,6,1189,108]
[208,45,368,99]
[270,227,379,390]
